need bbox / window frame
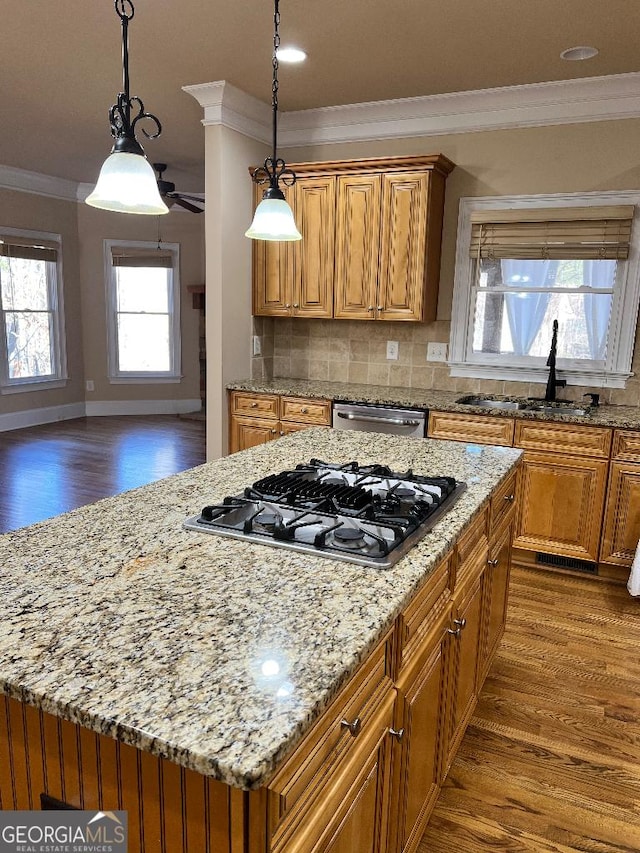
[104,239,182,384]
[0,227,67,394]
[449,190,640,388]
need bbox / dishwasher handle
[337,411,421,427]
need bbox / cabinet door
[393,621,448,853]
[292,177,335,317]
[480,521,513,686]
[252,184,294,316]
[377,172,428,321]
[442,571,484,778]
[514,451,608,562]
[229,416,278,453]
[334,175,381,320]
[600,461,640,567]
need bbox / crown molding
[183,80,271,143]
[184,72,640,149]
[278,71,640,147]
[0,164,79,202]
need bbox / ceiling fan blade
[172,196,205,214]
[173,192,206,203]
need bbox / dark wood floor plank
[0,416,206,533]
[420,567,640,853]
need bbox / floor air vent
[536,552,597,575]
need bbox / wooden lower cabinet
[390,608,450,853]
[600,460,640,567]
[514,451,608,562]
[480,519,513,685]
[229,391,332,453]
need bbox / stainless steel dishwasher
[332,402,427,437]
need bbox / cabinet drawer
[612,430,640,461]
[281,397,332,425]
[267,629,395,834]
[489,469,518,535]
[231,391,279,419]
[398,557,451,676]
[428,412,514,447]
[514,420,611,458]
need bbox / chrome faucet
[545,319,567,402]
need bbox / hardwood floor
[420,567,640,853]
[0,416,206,533]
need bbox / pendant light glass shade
[245,195,302,241]
[86,152,169,215]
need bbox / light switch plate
[386,341,399,360]
[427,342,448,362]
[252,336,262,356]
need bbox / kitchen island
[0,428,521,852]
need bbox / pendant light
[86,0,168,216]
[245,0,302,241]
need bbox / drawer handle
[301,407,309,414]
[341,717,362,737]
[503,494,515,502]
[250,402,259,408]
[388,727,405,742]
[447,617,467,637]
[487,558,499,567]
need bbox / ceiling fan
[153,163,205,214]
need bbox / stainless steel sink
[456,396,528,411]
[456,395,591,417]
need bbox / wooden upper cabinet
[378,172,429,321]
[252,182,294,315]
[334,174,382,319]
[292,176,336,317]
[251,155,454,321]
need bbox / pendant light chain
[271,0,280,164]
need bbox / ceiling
[2,0,639,192]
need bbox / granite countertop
[227,378,640,430]
[0,429,520,791]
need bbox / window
[0,230,66,392]
[450,192,640,388]
[105,241,181,382]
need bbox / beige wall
[0,189,84,415]
[77,204,204,403]
[204,124,266,458]
[0,189,205,421]
[260,118,640,407]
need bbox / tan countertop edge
[227,379,640,430]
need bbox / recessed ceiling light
[277,47,307,63]
[560,45,599,61]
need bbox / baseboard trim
[0,402,86,432]
[85,399,202,416]
[0,399,202,431]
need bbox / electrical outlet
[386,341,399,360]
[426,342,448,362]
[252,336,262,356]
[85,380,95,392]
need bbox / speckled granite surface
[227,378,640,429]
[0,429,520,791]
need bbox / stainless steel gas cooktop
[184,459,466,568]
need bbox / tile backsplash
[251,316,640,407]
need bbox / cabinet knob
[250,402,258,408]
[367,306,374,312]
[388,727,405,742]
[293,303,299,308]
[341,717,362,737]
[279,431,284,436]
[270,428,277,434]
[377,306,384,311]
[301,407,308,414]
[487,558,499,567]
[447,617,467,637]
[503,494,515,502]
[285,303,291,309]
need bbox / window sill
[448,362,632,389]
[1,378,68,395]
[108,375,183,384]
